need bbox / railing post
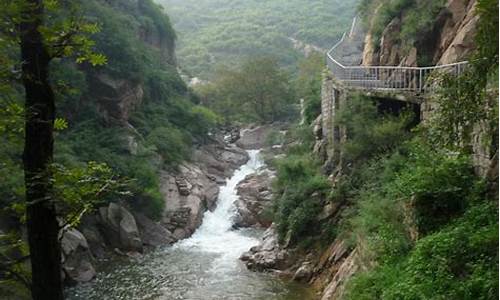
[419,69,423,92]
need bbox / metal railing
[326,27,468,93]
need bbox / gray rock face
[233,170,274,228]
[160,164,218,240]
[89,73,144,124]
[61,228,96,283]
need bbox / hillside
[156,0,359,78]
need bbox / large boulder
[61,228,96,283]
[98,203,143,253]
[240,225,291,271]
[134,213,176,247]
[193,143,249,182]
[160,163,220,240]
[79,215,108,259]
[237,125,274,150]
[233,170,274,228]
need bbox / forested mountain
[157,0,359,78]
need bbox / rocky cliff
[362,0,478,67]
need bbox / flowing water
[66,150,313,300]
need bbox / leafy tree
[0,0,105,298]
[197,57,296,123]
[294,53,324,124]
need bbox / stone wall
[320,71,347,171]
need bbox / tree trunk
[20,1,64,299]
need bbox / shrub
[389,141,476,234]
[346,202,498,300]
[146,126,191,166]
[273,154,330,244]
[337,94,413,167]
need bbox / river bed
[66,150,313,300]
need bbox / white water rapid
[174,150,264,272]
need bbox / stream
[66,150,312,300]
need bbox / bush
[146,126,191,166]
[390,141,477,234]
[265,129,285,147]
[273,154,330,244]
[294,53,324,124]
[337,94,413,167]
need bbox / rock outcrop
[63,138,250,284]
[241,225,360,300]
[89,73,144,125]
[362,0,478,67]
[134,213,176,247]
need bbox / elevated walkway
[326,17,468,93]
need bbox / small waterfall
[175,150,264,271]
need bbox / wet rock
[224,128,241,143]
[61,228,96,283]
[160,140,249,241]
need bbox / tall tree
[20,0,63,298]
[15,0,105,297]
[20,0,64,300]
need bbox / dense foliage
[157,0,358,78]
[343,141,497,299]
